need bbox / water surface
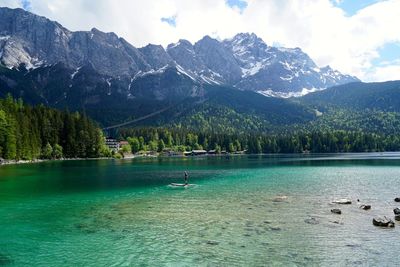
[1,154,400,266]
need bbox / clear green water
[1,154,400,266]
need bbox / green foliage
[157,139,165,152]
[127,137,140,153]
[41,143,53,159]
[0,95,105,160]
[52,144,63,159]
[121,144,131,154]
[119,127,400,154]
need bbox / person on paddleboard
[184,171,188,185]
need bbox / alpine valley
[0,7,399,134]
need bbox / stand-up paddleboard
[169,183,195,187]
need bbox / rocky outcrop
[0,8,151,77]
[372,216,395,227]
[0,7,359,95]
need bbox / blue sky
[21,0,30,9]
[0,0,399,81]
[331,0,382,16]
[330,0,399,76]
[226,0,248,11]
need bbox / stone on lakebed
[372,216,395,228]
[332,198,352,205]
[331,209,342,214]
[394,208,400,215]
[360,205,371,210]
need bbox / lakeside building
[105,138,120,152]
[119,141,129,147]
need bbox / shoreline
[1,151,400,167]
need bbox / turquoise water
[1,154,400,266]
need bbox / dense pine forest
[119,127,400,154]
[0,95,107,160]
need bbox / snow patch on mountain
[176,64,196,81]
[71,67,81,79]
[258,87,324,98]
[0,35,11,41]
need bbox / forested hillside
[301,81,400,112]
[0,95,107,160]
[119,127,400,154]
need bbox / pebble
[360,205,371,210]
[331,208,342,214]
[304,217,320,225]
[393,208,400,215]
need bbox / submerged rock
[394,208,400,215]
[395,198,400,202]
[304,217,320,225]
[332,198,352,204]
[360,205,371,210]
[272,196,288,202]
[372,216,395,227]
[0,253,13,265]
[331,208,342,214]
[269,226,282,231]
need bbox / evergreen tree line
[119,127,400,154]
[0,95,107,160]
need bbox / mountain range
[0,7,358,97]
[0,7,399,135]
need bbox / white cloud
[0,0,23,8]
[367,63,400,82]
[0,0,399,82]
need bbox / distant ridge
[0,7,359,96]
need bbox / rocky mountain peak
[0,7,359,97]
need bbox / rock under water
[332,199,352,205]
[331,208,342,214]
[372,216,395,228]
[360,205,371,210]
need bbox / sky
[0,0,399,82]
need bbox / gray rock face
[194,36,243,83]
[0,8,148,76]
[167,40,203,71]
[223,33,359,94]
[139,44,174,70]
[0,7,359,96]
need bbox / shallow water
[1,154,400,266]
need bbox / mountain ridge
[0,7,359,96]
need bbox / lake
[1,154,400,266]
